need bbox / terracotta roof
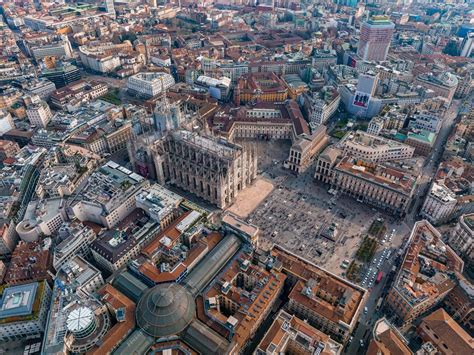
[204,253,286,348]
[258,317,288,352]
[335,157,416,195]
[141,210,192,258]
[138,260,187,284]
[88,284,136,355]
[258,311,340,355]
[368,328,412,355]
[272,245,364,327]
[420,308,474,354]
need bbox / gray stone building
[151,130,257,209]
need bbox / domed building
[63,298,110,353]
[112,234,244,354]
[136,283,195,338]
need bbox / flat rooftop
[0,282,38,319]
[129,72,172,83]
[341,130,413,150]
[76,161,145,211]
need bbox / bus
[376,297,383,310]
[375,271,383,284]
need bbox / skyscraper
[357,16,395,62]
[460,32,474,58]
[103,0,115,17]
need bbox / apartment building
[91,229,141,273]
[367,105,407,136]
[271,246,367,343]
[69,161,149,229]
[409,111,442,134]
[421,183,458,225]
[0,110,15,135]
[59,256,104,297]
[26,100,53,128]
[53,222,97,270]
[443,276,474,334]
[152,130,257,209]
[104,121,132,153]
[455,70,473,99]
[255,310,342,355]
[0,86,21,109]
[194,75,231,100]
[135,184,183,228]
[203,251,286,350]
[303,87,340,126]
[0,145,46,223]
[415,72,458,105]
[367,116,385,136]
[3,239,54,285]
[448,214,473,268]
[30,37,73,60]
[417,309,473,354]
[339,131,415,163]
[50,80,108,111]
[385,221,464,326]
[0,140,20,161]
[19,78,56,100]
[405,130,436,156]
[0,222,18,256]
[78,42,132,73]
[367,318,413,355]
[67,119,131,155]
[36,164,92,199]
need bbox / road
[406,99,461,224]
[343,228,402,354]
[344,98,465,354]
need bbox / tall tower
[154,93,182,134]
[357,16,395,62]
[461,33,474,58]
[104,0,115,18]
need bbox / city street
[240,98,465,354]
[344,239,400,354]
[346,98,465,353]
[406,99,461,224]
